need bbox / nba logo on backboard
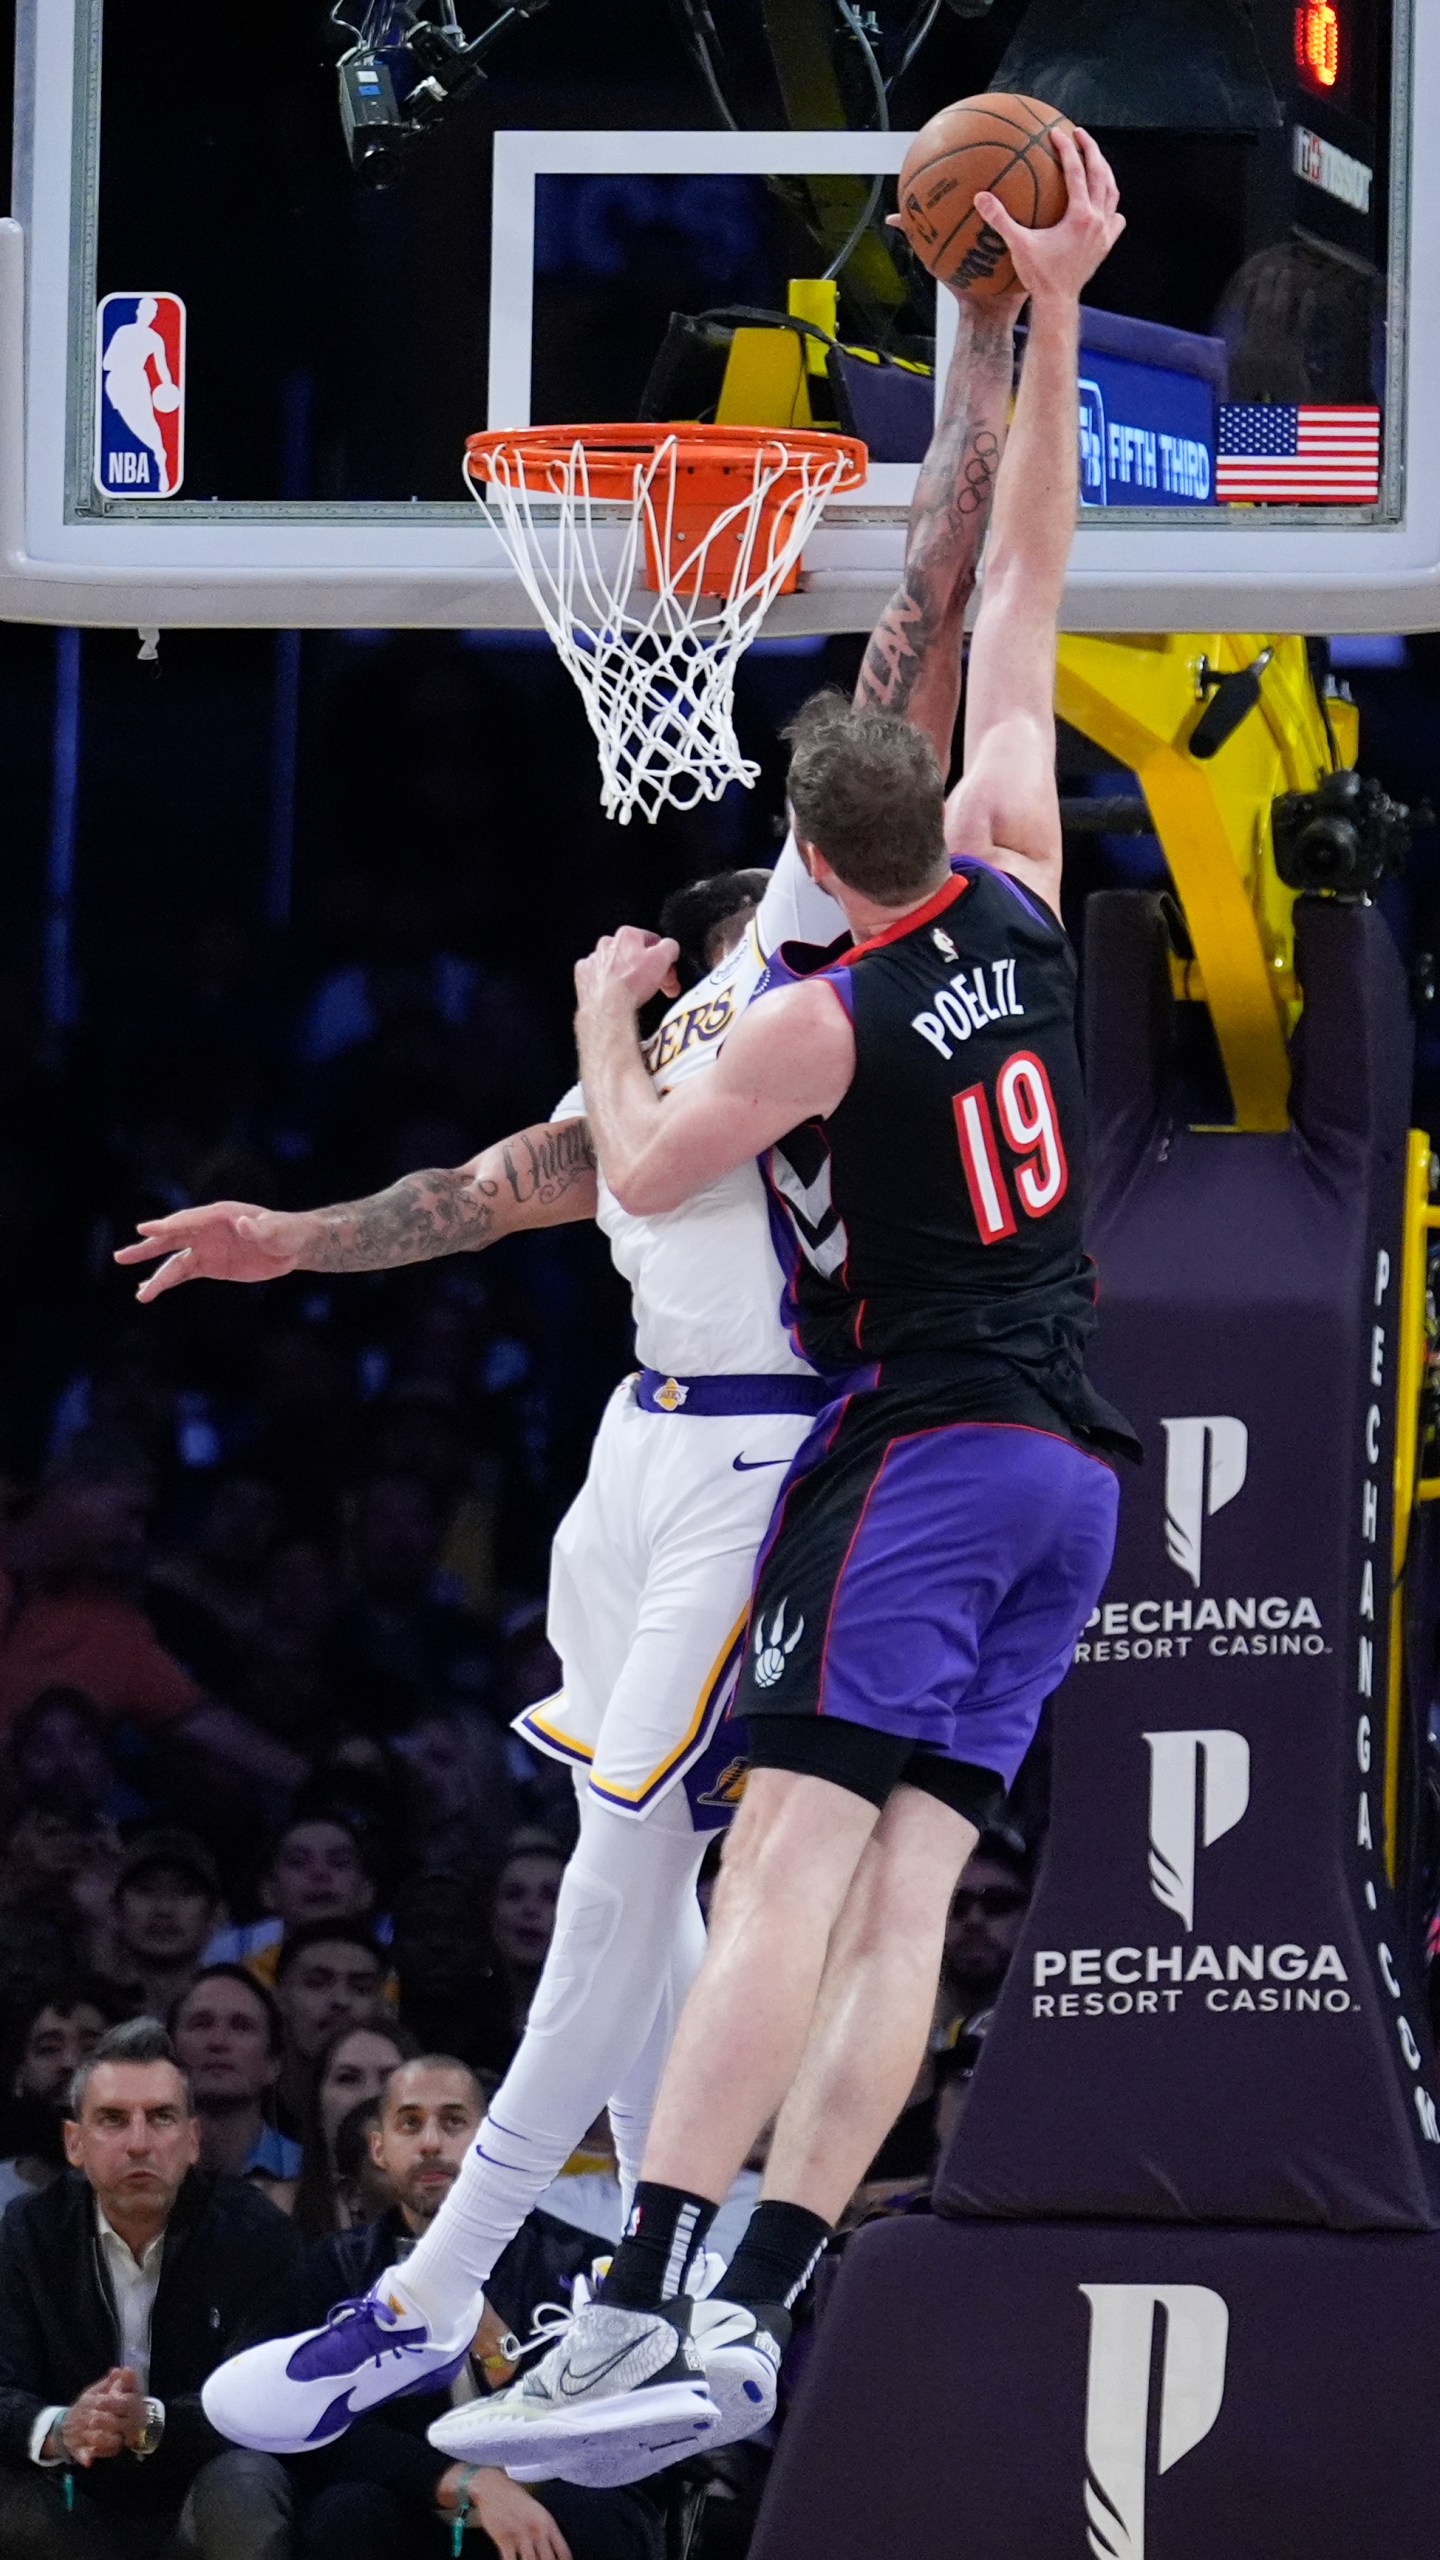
[1078,378,1108,508]
[94,294,186,497]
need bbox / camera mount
[334,1,548,185]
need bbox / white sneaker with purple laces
[201,2281,479,2453]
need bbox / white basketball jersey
[554,841,842,1380]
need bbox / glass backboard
[3,0,1438,630]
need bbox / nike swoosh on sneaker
[557,2341,659,2397]
[732,1454,789,1471]
[340,2345,470,2420]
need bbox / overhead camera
[1271,769,1434,900]
[335,1,547,186]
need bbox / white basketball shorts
[514,1368,825,1828]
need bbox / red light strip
[1295,1,1340,88]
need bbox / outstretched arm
[759,290,1023,954]
[944,129,1123,915]
[575,931,853,1219]
[854,293,1022,772]
[116,1118,597,1302]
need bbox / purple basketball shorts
[733,1386,1119,1792]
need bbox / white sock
[396,1783,706,2336]
[608,1886,708,2214]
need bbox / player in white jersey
[523,869,834,1830]
[121,279,1027,2464]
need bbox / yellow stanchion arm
[1054,632,1347,1134]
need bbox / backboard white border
[2,0,1438,630]
[486,127,935,513]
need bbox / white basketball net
[464,432,855,825]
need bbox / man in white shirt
[121,277,1028,2466]
[0,2016,300,2558]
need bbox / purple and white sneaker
[201,2281,478,2453]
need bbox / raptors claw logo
[753,1599,805,1689]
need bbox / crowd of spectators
[0,1840,1032,2560]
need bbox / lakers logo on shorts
[754,1599,805,1689]
[696,1756,750,1809]
[654,1376,688,1411]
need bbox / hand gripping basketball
[974,128,1124,306]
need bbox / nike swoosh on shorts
[732,1455,790,1471]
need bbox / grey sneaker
[506,2282,787,2486]
[689,2294,786,2445]
[427,2293,719,2484]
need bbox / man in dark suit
[0,2016,301,2559]
[290,2056,660,2560]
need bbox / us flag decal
[1216,405,1380,504]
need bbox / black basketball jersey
[761,860,1134,1452]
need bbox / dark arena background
[2,4,1440,2556]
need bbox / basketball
[896,92,1073,298]
[151,383,181,412]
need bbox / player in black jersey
[482,128,1128,2480]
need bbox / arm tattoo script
[855,307,1013,720]
[857,427,1001,718]
[306,1167,502,1272]
[501,1119,597,1208]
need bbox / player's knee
[713,1771,872,1922]
[857,1871,955,1968]
[522,1868,624,2036]
[858,1804,976,1944]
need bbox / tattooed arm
[114,1118,597,1301]
[853,290,1023,773]
[946,131,1123,914]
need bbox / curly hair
[658,870,773,991]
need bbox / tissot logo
[1081,2284,1228,2560]
[1144,1729,1251,1932]
[1161,1416,1248,1586]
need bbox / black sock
[598,2182,718,2310]
[720,2201,833,2313]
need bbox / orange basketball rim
[460,421,868,824]
[464,421,867,600]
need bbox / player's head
[658,870,772,992]
[137,295,158,326]
[783,689,947,906]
